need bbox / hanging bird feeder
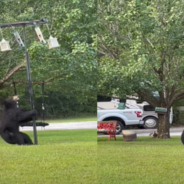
[35,26,46,44]
[0,27,11,51]
[0,38,11,51]
[47,36,60,49]
[13,31,25,47]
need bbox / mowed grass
[0,130,97,184]
[1,130,184,184]
[98,136,184,184]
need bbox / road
[20,121,184,137]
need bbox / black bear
[0,96,37,145]
[181,130,184,145]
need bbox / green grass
[45,115,96,123]
[1,130,184,184]
[0,130,97,184]
[98,136,184,184]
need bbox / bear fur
[0,97,37,145]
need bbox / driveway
[20,121,97,131]
[20,121,184,137]
[98,127,184,137]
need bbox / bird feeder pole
[0,19,48,145]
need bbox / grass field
[98,136,184,184]
[0,130,97,184]
[1,129,184,184]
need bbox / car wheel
[116,121,124,134]
[103,121,124,135]
[143,117,158,129]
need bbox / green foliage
[98,0,184,108]
[34,91,96,118]
[0,0,97,114]
[98,0,184,137]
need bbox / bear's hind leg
[20,132,33,145]
[0,131,16,144]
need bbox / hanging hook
[0,27,4,39]
[46,23,51,36]
[11,26,15,31]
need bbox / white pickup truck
[97,109,144,134]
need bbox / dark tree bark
[157,111,170,139]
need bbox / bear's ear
[3,101,10,109]
[3,99,17,109]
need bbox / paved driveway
[20,121,97,131]
[20,121,184,137]
[98,127,184,137]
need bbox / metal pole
[41,82,45,123]
[0,19,48,145]
[23,26,38,145]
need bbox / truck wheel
[116,121,124,134]
[143,117,158,129]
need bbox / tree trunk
[157,112,170,139]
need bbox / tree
[0,0,97,109]
[98,0,184,138]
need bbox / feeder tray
[0,38,11,51]
[48,36,60,49]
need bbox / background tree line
[0,0,97,117]
[98,0,184,138]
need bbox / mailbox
[155,107,167,114]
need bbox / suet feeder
[47,36,60,49]
[0,38,11,51]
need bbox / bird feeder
[13,31,25,47]
[47,36,60,49]
[35,26,46,44]
[0,38,11,51]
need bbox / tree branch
[2,62,25,83]
[0,62,25,89]
[169,90,184,108]
[13,73,69,85]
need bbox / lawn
[98,136,184,184]
[1,129,184,184]
[0,130,97,184]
